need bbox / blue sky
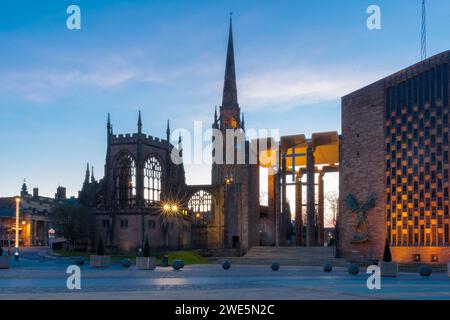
[0,0,449,198]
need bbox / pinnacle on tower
[166,119,171,142]
[213,106,219,128]
[84,163,90,184]
[178,133,183,158]
[137,110,142,134]
[91,166,95,183]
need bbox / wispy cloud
[238,65,387,112]
[0,54,162,104]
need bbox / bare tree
[325,191,339,227]
[259,191,268,206]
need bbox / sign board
[48,228,56,239]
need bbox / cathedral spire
[222,13,238,109]
[137,110,142,134]
[241,112,245,130]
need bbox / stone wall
[95,213,186,253]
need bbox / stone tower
[211,16,260,252]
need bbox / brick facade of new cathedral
[340,51,450,263]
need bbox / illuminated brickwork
[385,62,450,249]
[340,51,450,263]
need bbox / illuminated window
[385,65,450,248]
[188,190,214,225]
[144,156,162,205]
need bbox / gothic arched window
[115,153,136,208]
[144,156,162,205]
[188,190,214,224]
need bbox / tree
[48,203,90,251]
[325,191,339,227]
[96,237,105,256]
[383,239,392,262]
[143,237,150,257]
[325,191,340,257]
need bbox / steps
[212,246,349,267]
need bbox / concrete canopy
[257,131,339,169]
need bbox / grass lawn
[53,250,208,265]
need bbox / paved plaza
[0,248,449,300]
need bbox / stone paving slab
[0,258,450,300]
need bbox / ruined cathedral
[80,18,261,254]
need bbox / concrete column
[280,155,287,246]
[295,173,303,246]
[281,156,287,213]
[306,143,316,247]
[32,220,37,246]
[275,171,282,247]
[273,142,282,247]
[318,171,325,246]
[44,221,49,246]
[268,167,277,246]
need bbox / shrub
[383,239,392,262]
[96,238,105,256]
[143,237,151,258]
[162,255,169,266]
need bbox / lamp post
[15,197,20,262]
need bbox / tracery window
[144,156,162,205]
[188,190,214,224]
[115,153,136,208]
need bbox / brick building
[340,51,450,263]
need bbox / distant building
[0,182,67,247]
[340,51,450,263]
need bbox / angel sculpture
[346,193,377,244]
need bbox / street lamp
[15,197,20,262]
